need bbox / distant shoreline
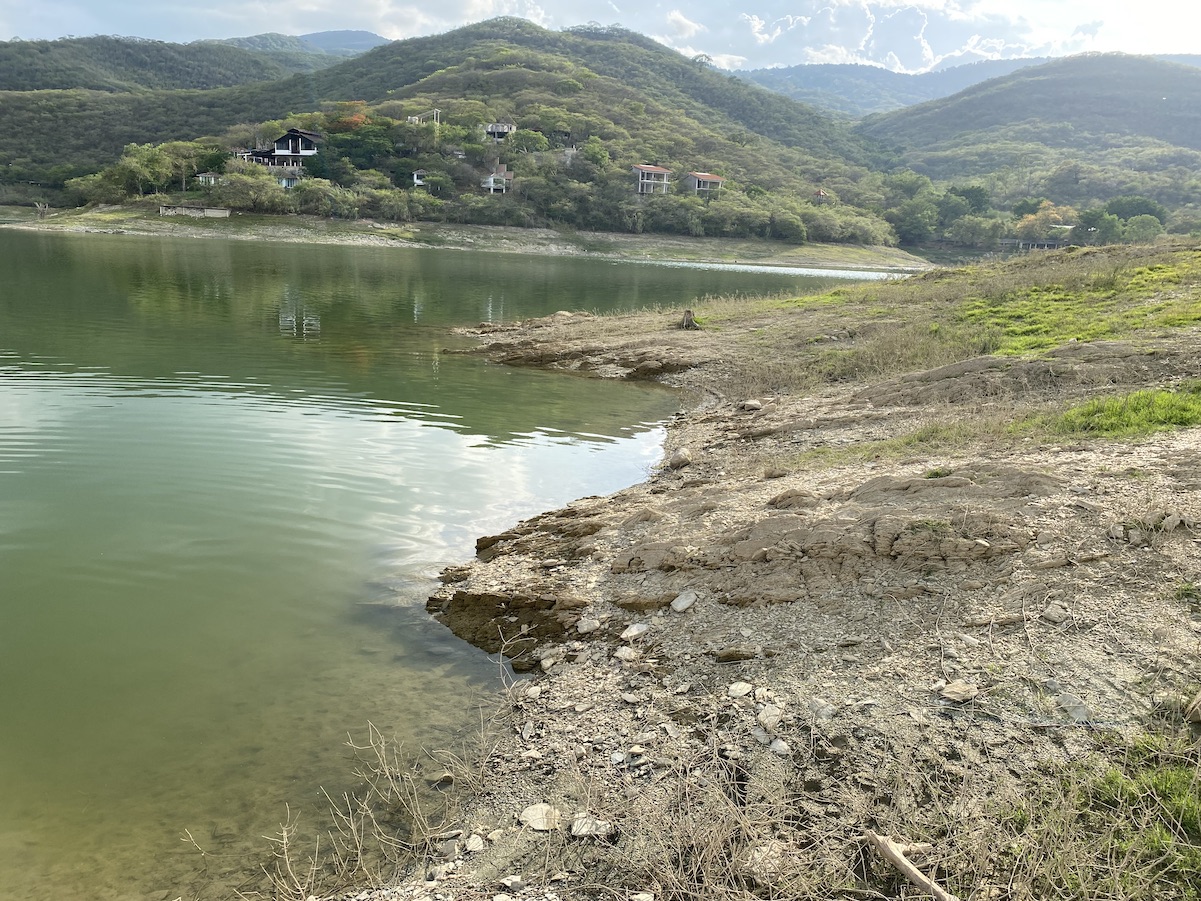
[0,204,933,273]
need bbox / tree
[1070,208,1123,245]
[1015,200,1077,241]
[946,184,990,214]
[1123,214,1164,243]
[1104,195,1168,224]
[506,129,550,154]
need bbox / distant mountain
[299,30,390,56]
[0,34,336,92]
[741,58,1047,117]
[854,53,1201,209]
[743,54,1201,118]
[214,30,389,58]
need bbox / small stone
[1057,692,1092,723]
[670,590,697,613]
[668,448,693,469]
[715,646,757,663]
[631,894,656,901]
[465,834,486,853]
[519,803,562,831]
[1041,602,1070,624]
[939,679,979,702]
[500,873,526,890]
[1107,523,1127,540]
[769,738,791,755]
[809,697,837,720]
[493,895,514,901]
[614,646,640,662]
[742,399,763,411]
[727,681,753,698]
[757,704,784,731]
[621,623,651,641]
[621,692,640,704]
[570,813,616,838]
[577,618,601,634]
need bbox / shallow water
[0,231,852,899]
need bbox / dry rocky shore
[329,298,1201,901]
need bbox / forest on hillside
[3,22,1200,246]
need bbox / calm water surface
[0,231,856,899]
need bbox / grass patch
[997,731,1201,901]
[1038,384,1201,437]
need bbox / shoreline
[349,247,1200,900]
[1,205,933,272]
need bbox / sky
[0,0,1197,73]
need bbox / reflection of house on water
[484,292,504,324]
[278,291,321,339]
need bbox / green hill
[853,53,1201,210]
[742,54,1201,118]
[0,19,880,192]
[0,34,336,93]
[741,58,1048,117]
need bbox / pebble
[621,623,651,641]
[465,834,486,853]
[500,873,526,890]
[670,590,697,613]
[1057,692,1092,722]
[727,681,754,698]
[757,704,784,730]
[1041,602,1070,624]
[577,618,601,634]
[519,803,562,831]
[570,813,616,838]
[769,738,791,755]
[668,448,693,469]
[809,697,837,720]
[613,646,640,661]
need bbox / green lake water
[0,230,867,900]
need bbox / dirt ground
[325,299,1201,901]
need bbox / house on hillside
[684,172,723,196]
[231,128,322,188]
[481,162,514,194]
[270,128,322,167]
[484,123,517,143]
[412,169,428,187]
[633,164,671,195]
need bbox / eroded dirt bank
[338,294,1201,901]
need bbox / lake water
[0,230,859,900]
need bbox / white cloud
[666,9,704,39]
[1,0,1196,70]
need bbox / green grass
[1040,384,1201,437]
[995,731,1201,901]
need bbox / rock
[519,803,562,831]
[1056,693,1092,723]
[741,399,763,411]
[770,738,791,755]
[577,618,601,634]
[808,697,837,720]
[570,813,616,838]
[614,646,640,662]
[621,622,651,641]
[668,448,693,469]
[757,704,784,731]
[939,679,979,702]
[500,873,527,890]
[1041,602,1070,624]
[465,834,486,853]
[630,894,656,901]
[727,681,754,699]
[670,590,697,613]
[715,646,757,663]
[621,692,640,704]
